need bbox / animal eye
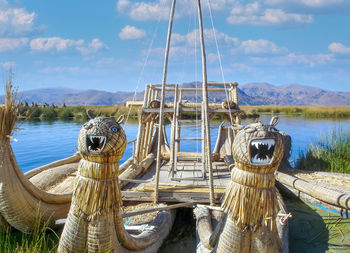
[83,123,92,129]
[110,126,119,133]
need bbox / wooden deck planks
[123,160,230,204]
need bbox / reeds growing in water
[296,129,350,173]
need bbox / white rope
[205,0,234,125]
[124,18,161,127]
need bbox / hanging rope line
[205,0,234,126]
[124,17,162,127]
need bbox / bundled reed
[0,74,17,140]
[58,116,174,253]
[216,121,285,253]
[221,168,279,231]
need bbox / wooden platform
[122,161,230,204]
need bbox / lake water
[11,115,350,173]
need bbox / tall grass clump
[296,129,350,173]
[0,212,59,253]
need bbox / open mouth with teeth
[250,139,275,165]
[86,136,107,154]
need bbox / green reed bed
[241,106,350,119]
[16,104,139,122]
[296,129,350,173]
[0,219,59,253]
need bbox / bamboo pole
[134,85,150,164]
[197,0,214,205]
[145,91,157,156]
[170,84,179,172]
[154,0,177,204]
[142,88,154,159]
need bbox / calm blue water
[11,116,350,173]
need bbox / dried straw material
[221,168,279,231]
[0,74,17,141]
[217,122,285,253]
[58,116,174,252]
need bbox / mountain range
[1,83,349,106]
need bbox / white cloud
[265,0,346,8]
[119,25,146,40]
[40,66,90,74]
[116,0,131,11]
[30,37,106,55]
[127,0,170,21]
[117,0,220,21]
[0,5,36,35]
[328,42,350,54]
[233,39,287,54]
[227,2,313,26]
[30,37,83,52]
[251,52,334,67]
[76,38,107,55]
[0,37,28,52]
[172,29,239,47]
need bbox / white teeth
[99,137,105,144]
[251,139,275,149]
[89,136,94,143]
[252,154,271,164]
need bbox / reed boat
[0,77,172,240]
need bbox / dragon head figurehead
[221,117,284,235]
[232,117,284,174]
[78,113,126,163]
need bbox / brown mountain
[240,83,350,106]
[1,83,349,106]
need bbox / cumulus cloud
[118,0,170,21]
[232,39,287,55]
[265,0,346,8]
[119,25,146,40]
[227,2,313,26]
[172,29,239,47]
[117,0,131,11]
[77,38,107,55]
[328,42,350,54]
[30,37,83,51]
[40,66,90,73]
[251,52,334,67]
[0,4,36,35]
[30,37,106,55]
[0,37,28,51]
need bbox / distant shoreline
[11,104,350,121]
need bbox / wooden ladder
[169,86,206,181]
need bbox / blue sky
[1,0,350,93]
